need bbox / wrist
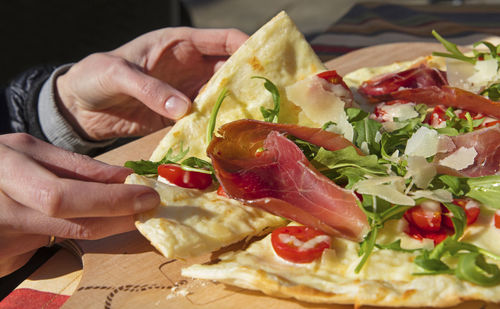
[55,75,98,141]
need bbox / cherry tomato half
[271,226,331,263]
[494,211,500,229]
[404,202,448,245]
[316,70,349,90]
[404,203,442,232]
[158,164,212,190]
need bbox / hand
[56,27,248,141]
[0,133,160,277]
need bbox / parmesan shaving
[405,126,439,158]
[405,156,436,189]
[353,176,415,206]
[438,146,477,170]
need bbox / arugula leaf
[355,226,378,273]
[313,147,387,177]
[431,30,476,64]
[288,136,320,162]
[347,107,383,155]
[180,157,214,175]
[434,107,484,135]
[481,83,500,101]
[354,196,410,272]
[466,175,500,209]
[252,76,280,123]
[414,237,500,286]
[414,250,452,273]
[441,202,467,239]
[375,239,419,253]
[431,174,467,196]
[432,30,500,69]
[124,143,189,175]
[456,252,500,286]
[207,87,229,144]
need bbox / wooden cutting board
[61,42,495,309]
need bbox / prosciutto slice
[359,65,448,102]
[207,119,369,241]
[435,125,500,177]
[390,86,500,119]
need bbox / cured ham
[207,119,369,241]
[358,64,500,119]
[359,65,448,102]
[390,86,500,119]
[435,125,500,177]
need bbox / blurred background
[183,0,500,35]
[2,0,500,88]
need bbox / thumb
[116,63,192,120]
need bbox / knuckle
[2,132,37,147]
[70,223,95,240]
[37,184,63,217]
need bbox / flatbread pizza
[126,12,500,307]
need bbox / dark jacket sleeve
[4,64,57,141]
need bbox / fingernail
[165,96,189,119]
[135,191,160,211]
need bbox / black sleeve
[4,64,57,140]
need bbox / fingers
[0,142,159,218]
[1,192,137,241]
[190,28,249,55]
[112,59,191,120]
[0,133,131,183]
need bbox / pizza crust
[128,174,286,259]
[183,223,500,307]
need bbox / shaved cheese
[410,189,453,203]
[446,58,499,93]
[378,103,418,122]
[286,75,354,141]
[419,200,441,212]
[438,146,477,170]
[353,176,415,206]
[406,156,436,189]
[446,58,477,92]
[405,126,439,158]
[468,59,499,91]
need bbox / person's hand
[0,133,160,277]
[56,27,248,141]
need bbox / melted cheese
[183,217,500,307]
[128,174,286,259]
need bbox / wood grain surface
[61,42,494,309]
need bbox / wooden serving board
[61,42,495,309]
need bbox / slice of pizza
[181,33,500,307]
[125,11,356,259]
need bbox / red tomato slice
[405,220,449,246]
[494,211,500,229]
[271,226,331,263]
[317,70,349,90]
[404,203,442,232]
[157,164,212,190]
[404,202,449,245]
[424,105,447,127]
